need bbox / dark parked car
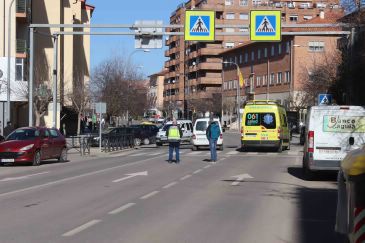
[299,125,306,145]
[129,124,159,146]
[0,127,67,166]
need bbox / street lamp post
[125,49,150,125]
[6,0,16,123]
[222,61,241,131]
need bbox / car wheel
[277,140,283,153]
[134,138,142,146]
[143,138,150,145]
[58,148,68,162]
[192,145,198,151]
[156,142,162,146]
[32,151,41,166]
[302,158,314,180]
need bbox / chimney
[320,11,325,19]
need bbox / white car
[302,105,365,178]
[155,120,193,146]
[191,118,224,151]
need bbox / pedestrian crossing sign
[250,10,281,41]
[185,10,215,41]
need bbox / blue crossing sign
[185,10,215,41]
[318,94,333,105]
[250,10,281,41]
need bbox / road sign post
[95,102,107,152]
[185,10,215,41]
[250,10,281,41]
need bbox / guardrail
[101,133,135,152]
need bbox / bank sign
[323,116,365,132]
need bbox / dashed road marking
[193,169,202,174]
[140,191,159,200]
[163,182,177,189]
[227,151,239,155]
[108,203,135,215]
[62,220,101,237]
[186,151,203,156]
[204,165,211,169]
[180,175,192,181]
[149,152,164,156]
[130,152,147,157]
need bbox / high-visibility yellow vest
[168,126,180,140]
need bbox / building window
[226,13,235,19]
[258,49,261,60]
[264,47,268,58]
[225,42,235,48]
[289,15,298,22]
[239,0,248,6]
[225,0,233,5]
[233,80,237,89]
[239,54,243,64]
[251,51,255,62]
[270,72,275,85]
[271,45,275,56]
[308,41,325,52]
[286,41,290,53]
[224,81,228,90]
[277,72,282,84]
[234,56,237,64]
[244,53,248,63]
[257,76,261,87]
[263,75,267,85]
[239,13,249,20]
[285,71,291,83]
[304,15,313,20]
[278,43,282,55]
[16,58,24,81]
[239,27,249,32]
[225,28,235,32]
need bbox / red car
[0,127,67,166]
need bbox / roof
[149,69,168,78]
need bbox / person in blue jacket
[206,119,220,162]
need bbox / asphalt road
[0,132,345,243]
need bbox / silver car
[156,120,193,146]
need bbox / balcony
[199,48,222,56]
[16,39,27,58]
[198,77,222,85]
[198,62,222,70]
[16,0,28,19]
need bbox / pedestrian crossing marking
[130,152,147,157]
[256,16,275,33]
[149,152,164,156]
[186,151,202,156]
[227,151,239,155]
[127,150,301,157]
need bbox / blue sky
[89,0,184,77]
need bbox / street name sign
[250,10,281,41]
[318,94,332,105]
[95,102,107,114]
[185,10,215,41]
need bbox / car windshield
[195,121,208,131]
[7,129,40,141]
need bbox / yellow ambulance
[241,100,290,152]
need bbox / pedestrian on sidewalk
[206,119,220,162]
[166,118,182,163]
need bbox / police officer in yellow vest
[166,118,183,163]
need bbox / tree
[91,55,147,122]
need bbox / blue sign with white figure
[318,94,333,105]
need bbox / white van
[302,105,365,178]
[191,118,224,151]
[156,120,193,146]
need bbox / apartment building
[221,11,344,126]
[0,0,94,133]
[148,69,167,116]
[164,0,342,119]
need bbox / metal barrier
[102,133,135,152]
[67,135,94,156]
[336,146,365,243]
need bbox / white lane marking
[266,153,278,156]
[112,171,148,183]
[163,181,177,189]
[0,154,166,198]
[180,175,191,181]
[217,151,222,154]
[130,152,147,157]
[193,169,202,174]
[140,191,159,200]
[149,152,164,156]
[231,173,254,186]
[204,165,211,169]
[0,171,50,182]
[247,152,259,155]
[108,203,135,215]
[186,151,202,156]
[227,151,239,155]
[62,219,101,237]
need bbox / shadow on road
[288,167,338,182]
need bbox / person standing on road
[166,118,183,163]
[206,119,220,162]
